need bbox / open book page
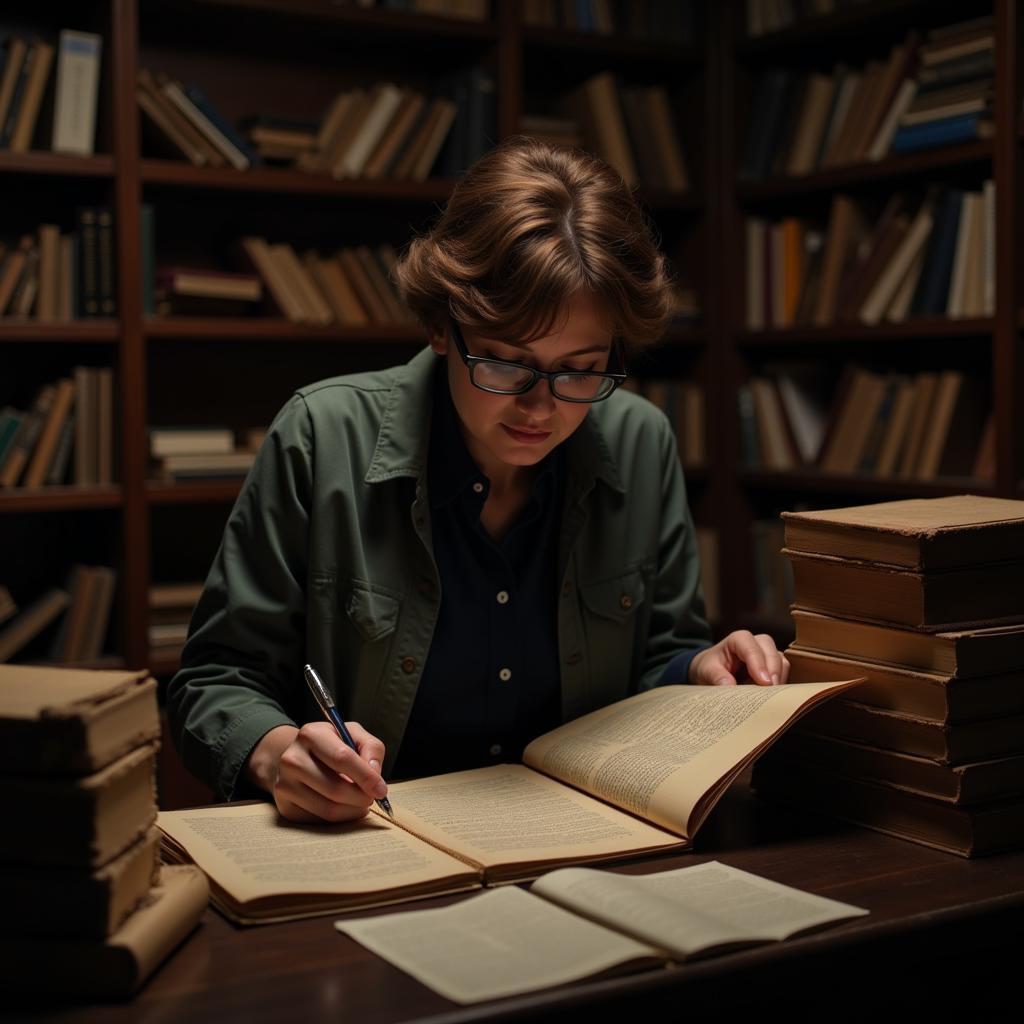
[531,861,869,959]
[523,681,861,837]
[384,764,687,878]
[335,885,662,1005]
[157,802,479,922]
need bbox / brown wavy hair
[393,136,675,351]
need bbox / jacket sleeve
[636,414,713,691]
[165,394,314,800]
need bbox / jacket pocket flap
[346,585,400,642]
[581,570,645,624]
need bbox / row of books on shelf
[739,366,993,482]
[148,581,203,660]
[0,210,116,320]
[744,0,847,37]
[153,238,419,326]
[755,496,1024,857]
[139,66,486,180]
[522,0,696,43]
[622,377,704,467]
[741,17,993,178]
[0,565,116,664]
[745,183,995,329]
[149,426,264,481]
[540,72,689,192]
[0,30,101,156]
[0,369,114,489]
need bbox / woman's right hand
[246,721,388,824]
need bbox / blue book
[575,0,594,32]
[890,112,989,154]
[184,85,262,167]
[910,188,963,317]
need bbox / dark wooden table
[14,774,1024,1023]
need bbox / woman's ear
[426,323,448,355]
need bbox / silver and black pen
[303,663,394,818]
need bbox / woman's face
[431,294,614,483]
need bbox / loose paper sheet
[532,860,869,958]
[335,885,659,1004]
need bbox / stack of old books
[0,665,208,997]
[752,494,1024,857]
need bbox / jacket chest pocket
[311,574,402,718]
[579,568,646,704]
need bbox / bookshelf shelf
[146,480,244,505]
[139,160,459,201]
[736,141,994,203]
[736,0,933,57]
[736,319,995,346]
[189,0,500,40]
[0,486,123,514]
[521,25,700,66]
[0,151,116,179]
[738,469,991,499]
[0,321,121,342]
[143,318,427,342]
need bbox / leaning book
[158,680,859,924]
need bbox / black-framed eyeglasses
[448,319,627,403]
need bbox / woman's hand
[688,630,791,687]
[246,721,388,823]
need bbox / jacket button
[401,657,416,674]
[565,652,582,666]
[562,581,572,596]
[416,578,434,596]
[620,594,633,610]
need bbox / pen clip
[303,663,336,712]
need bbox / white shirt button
[489,744,502,756]
[499,668,512,681]
[472,482,484,494]
[496,590,509,604]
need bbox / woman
[167,137,790,824]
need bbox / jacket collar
[365,345,625,495]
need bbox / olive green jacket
[167,347,711,799]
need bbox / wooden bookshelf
[714,0,1022,637]
[0,486,123,514]
[736,140,994,200]
[0,321,120,342]
[3,0,1021,673]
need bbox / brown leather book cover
[786,547,1024,630]
[791,608,1024,678]
[796,698,1024,765]
[752,757,1024,856]
[785,645,1024,724]
[782,494,1024,570]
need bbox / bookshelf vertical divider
[112,0,148,669]
[993,0,1021,496]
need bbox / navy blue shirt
[392,366,564,779]
[391,365,705,780]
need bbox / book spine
[51,30,102,155]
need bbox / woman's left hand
[688,630,790,687]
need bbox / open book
[158,680,859,924]
[335,860,870,1004]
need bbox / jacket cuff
[212,705,297,801]
[655,646,709,687]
